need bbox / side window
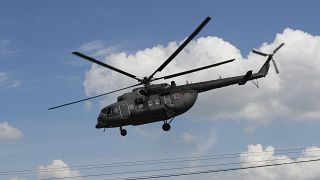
[164,95,172,104]
[107,107,112,116]
[128,104,134,110]
[148,100,153,107]
[101,108,107,117]
[155,98,160,105]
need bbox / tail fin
[258,57,271,76]
[252,43,284,76]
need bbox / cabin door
[120,104,130,119]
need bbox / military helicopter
[49,17,284,136]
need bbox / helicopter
[49,17,284,136]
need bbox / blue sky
[1,1,320,179]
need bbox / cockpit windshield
[101,108,107,113]
[105,106,120,116]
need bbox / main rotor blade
[148,17,211,80]
[252,50,268,57]
[153,58,235,81]
[48,83,141,110]
[72,52,142,82]
[273,43,285,54]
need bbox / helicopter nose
[95,123,104,129]
[96,113,108,129]
[96,118,108,129]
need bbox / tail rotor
[252,43,284,74]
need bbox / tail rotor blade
[273,43,285,54]
[252,49,268,57]
[272,59,280,74]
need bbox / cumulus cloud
[37,160,82,180]
[82,28,320,128]
[0,122,23,140]
[211,144,320,180]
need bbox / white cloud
[84,101,92,112]
[82,28,320,128]
[0,72,21,88]
[0,72,8,81]
[180,132,197,144]
[37,160,82,180]
[133,126,163,140]
[0,122,23,140]
[80,40,105,52]
[176,132,216,156]
[0,39,19,56]
[194,133,216,156]
[80,40,121,57]
[0,39,12,55]
[212,144,320,180]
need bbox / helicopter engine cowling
[165,90,198,117]
[117,93,131,101]
[135,95,146,104]
[137,88,147,95]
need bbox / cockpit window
[107,108,112,116]
[111,106,120,115]
[101,108,107,114]
[155,98,160,105]
[106,106,120,116]
[164,95,172,104]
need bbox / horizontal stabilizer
[238,70,252,85]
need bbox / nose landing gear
[162,123,171,131]
[120,127,127,136]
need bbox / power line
[102,158,320,180]
[38,155,320,180]
[1,146,317,176]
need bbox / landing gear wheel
[162,123,171,131]
[120,128,127,136]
